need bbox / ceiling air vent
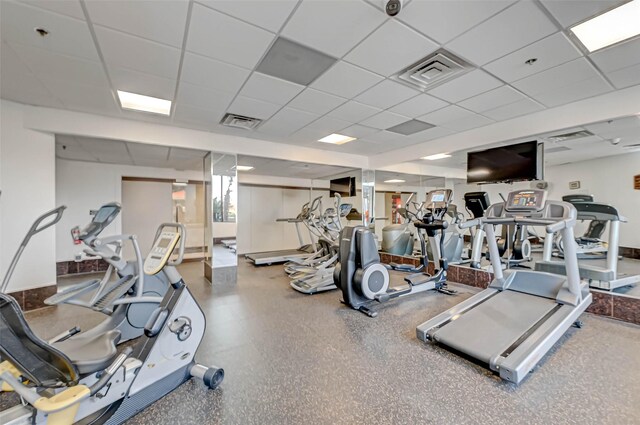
[221,113,262,130]
[392,49,472,91]
[545,130,594,143]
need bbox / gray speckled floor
[6,262,640,424]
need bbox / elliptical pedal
[44,279,101,305]
[91,275,135,311]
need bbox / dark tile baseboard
[57,259,110,276]
[8,285,56,312]
[619,246,640,260]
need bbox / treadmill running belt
[431,291,557,364]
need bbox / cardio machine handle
[153,223,187,266]
[459,218,481,230]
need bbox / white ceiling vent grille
[220,113,262,130]
[546,130,594,143]
[392,49,472,91]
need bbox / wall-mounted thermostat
[569,181,581,190]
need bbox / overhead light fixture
[422,153,451,160]
[318,134,357,145]
[384,179,406,183]
[570,0,640,52]
[235,165,254,171]
[117,90,171,115]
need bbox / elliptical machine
[381,193,420,256]
[464,191,490,269]
[333,189,457,318]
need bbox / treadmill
[416,189,592,384]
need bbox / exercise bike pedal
[436,285,457,296]
[358,306,378,318]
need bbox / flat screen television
[467,141,544,184]
[330,176,356,197]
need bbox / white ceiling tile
[86,0,189,48]
[400,0,515,44]
[327,101,381,123]
[176,82,235,112]
[310,61,384,98]
[239,72,304,105]
[458,86,526,113]
[56,142,97,162]
[304,115,352,133]
[77,137,129,159]
[337,140,389,155]
[288,127,331,144]
[227,95,281,120]
[540,0,623,27]
[345,20,439,77]
[607,63,640,89]
[512,58,600,96]
[440,113,494,131]
[127,143,170,162]
[169,147,209,160]
[109,66,176,100]
[286,88,347,115]
[427,69,502,103]
[481,97,544,121]
[281,0,385,57]
[340,124,380,138]
[530,76,612,107]
[362,130,405,145]
[20,0,85,19]
[417,105,474,125]
[197,0,297,33]
[359,111,410,130]
[180,52,250,93]
[95,26,181,79]
[9,42,108,87]
[1,1,99,60]
[406,125,454,142]
[446,1,557,65]
[354,80,419,109]
[257,107,319,137]
[40,78,119,114]
[186,3,274,69]
[484,32,583,83]
[590,37,640,73]
[388,94,449,117]
[174,103,222,127]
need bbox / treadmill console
[78,202,121,241]
[505,190,547,212]
[425,189,452,210]
[143,230,181,275]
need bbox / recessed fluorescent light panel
[117,90,171,115]
[318,134,357,145]
[384,179,406,183]
[570,0,640,52]
[256,37,337,85]
[387,119,435,135]
[235,165,254,171]
[422,153,451,160]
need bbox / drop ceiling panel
[1,1,99,60]
[362,130,404,144]
[530,76,612,107]
[481,97,545,121]
[589,38,640,74]
[227,95,281,120]
[539,0,624,28]
[180,52,250,93]
[174,103,223,128]
[127,142,170,161]
[513,58,603,96]
[440,113,494,132]
[345,20,439,77]
[304,115,352,133]
[56,143,97,162]
[359,111,410,130]
[417,105,475,126]
[95,26,181,79]
[341,124,379,139]
[446,1,557,65]
[77,137,129,159]
[197,0,297,33]
[427,69,502,103]
[458,86,527,113]
[310,61,383,98]
[400,0,515,44]
[327,101,381,123]
[388,94,449,118]
[239,72,304,105]
[20,0,85,20]
[41,78,118,114]
[606,63,640,89]
[168,147,209,160]
[257,107,319,137]
[186,3,274,69]
[354,80,418,110]
[286,88,346,115]
[484,32,583,83]
[85,0,189,48]
[281,0,385,57]
[176,82,235,112]
[109,66,176,99]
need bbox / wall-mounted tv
[467,141,544,184]
[330,176,356,197]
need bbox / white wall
[453,152,640,247]
[0,100,56,292]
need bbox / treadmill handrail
[462,217,571,233]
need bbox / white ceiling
[1,0,639,164]
[237,155,358,180]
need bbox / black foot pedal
[358,306,378,318]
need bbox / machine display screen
[431,193,445,202]
[510,192,538,208]
[157,238,172,249]
[93,206,118,223]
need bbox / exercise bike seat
[54,330,121,375]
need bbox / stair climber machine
[463,191,491,269]
[416,189,591,384]
[0,207,223,425]
[333,189,457,318]
[381,193,420,257]
[485,193,533,269]
[41,202,170,344]
[426,203,465,265]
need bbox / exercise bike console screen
[505,190,546,212]
[144,230,181,275]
